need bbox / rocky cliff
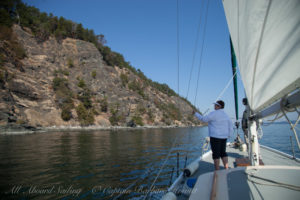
[0,25,201,130]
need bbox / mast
[230,38,239,128]
[230,38,259,165]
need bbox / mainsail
[223,0,300,113]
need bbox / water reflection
[0,127,208,199]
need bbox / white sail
[222,0,300,113]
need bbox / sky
[21,0,260,121]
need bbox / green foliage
[91,70,96,78]
[76,103,94,126]
[75,23,84,40]
[0,53,4,67]
[77,78,86,88]
[147,109,154,122]
[131,115,144,126]
[53,69,69,76]
[128,80,145,98]
[0,69,5,87]
[0,0,194,116]
[100,97,108,112]
[109,114,120,126]
[0,25,11,41]
[136,104,146,115]
[166,103,181,120]
[61,108,72,121]
[12,42,26,59]
[128,80,138,91]
[182,97,198,112]
[151,82,176,97]
[16,119,26,125]
[52,77,74,121]
[0,8,13,27]
[67,58,74,68]
[78,90,92,109]
[155,101,181,121]
[120,73,128,87]
[96,34,106,46]
[0,0,21,27]
[52,77,68,91]
[109,103,121,126]
[0,25,27,61]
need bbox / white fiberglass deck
[168,144,300,200]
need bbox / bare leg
[221,157,229,169]
[213,159,220,170]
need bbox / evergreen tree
[75,23,84,40]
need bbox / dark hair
[216,100,225,109]
[242,98,248,105]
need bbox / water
[260,123,300,158]
[0,124,299,200]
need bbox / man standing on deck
[242,98,249,150]
[193,100,233,170]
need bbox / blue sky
[23,0,247,120]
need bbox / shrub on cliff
[76,103,94,126]
[53,77,67,90]
[78,90,92,109]
[100,97,108,112]
[128,80,145,98]
[120,73,128,87]
[52,77,74,121]
[67,58,74,68]
[155,101,181,121]
[77,78,86,88]
[131,115,144,126]
[166,103,181,121]
[109,103,121,126]
[61,108,72,121]
[91,70,96,78]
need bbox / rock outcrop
[0,25,201,130]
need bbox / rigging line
[143,134,179,200]
[176,0,180,95]
[264,112,285,125]
[215,70,238,101]
[202,70,238,115]
[193,0,210,106]
[246,172,300,191]
[186,0,206,99]
[281,100,300,151]
[292,108,300,129]
[250,0,272,107]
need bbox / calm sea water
[0,123,299,200]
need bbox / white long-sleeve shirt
[195,109,233,139]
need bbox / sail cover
[222,0,300,112]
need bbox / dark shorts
[210,137,227,159]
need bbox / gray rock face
[0,25,201,129]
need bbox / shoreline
[0,124,204,135]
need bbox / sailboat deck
[202,144,300,168]
[170,144,300,200]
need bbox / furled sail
[222,0,300,113]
